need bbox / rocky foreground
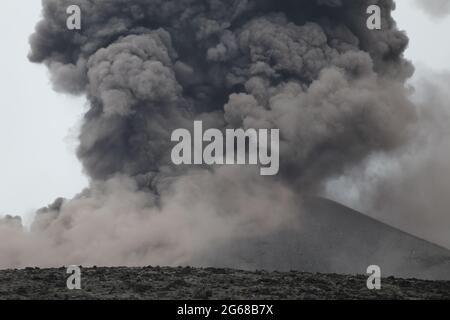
[0,266,449,300]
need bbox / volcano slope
[194,197,450,280]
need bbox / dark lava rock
[1,266,449,300]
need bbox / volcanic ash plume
[0,0,415,269]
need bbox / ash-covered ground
[1,266,449,300]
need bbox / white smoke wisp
[414,0,450,19]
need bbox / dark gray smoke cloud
[0,0,418,269]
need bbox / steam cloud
[0,0,418,269]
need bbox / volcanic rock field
[1,266,450,300]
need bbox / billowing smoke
[0,0,417,269]
[327,68,450,250]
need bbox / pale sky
[0,2,88,224]
[0,1,449,223]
